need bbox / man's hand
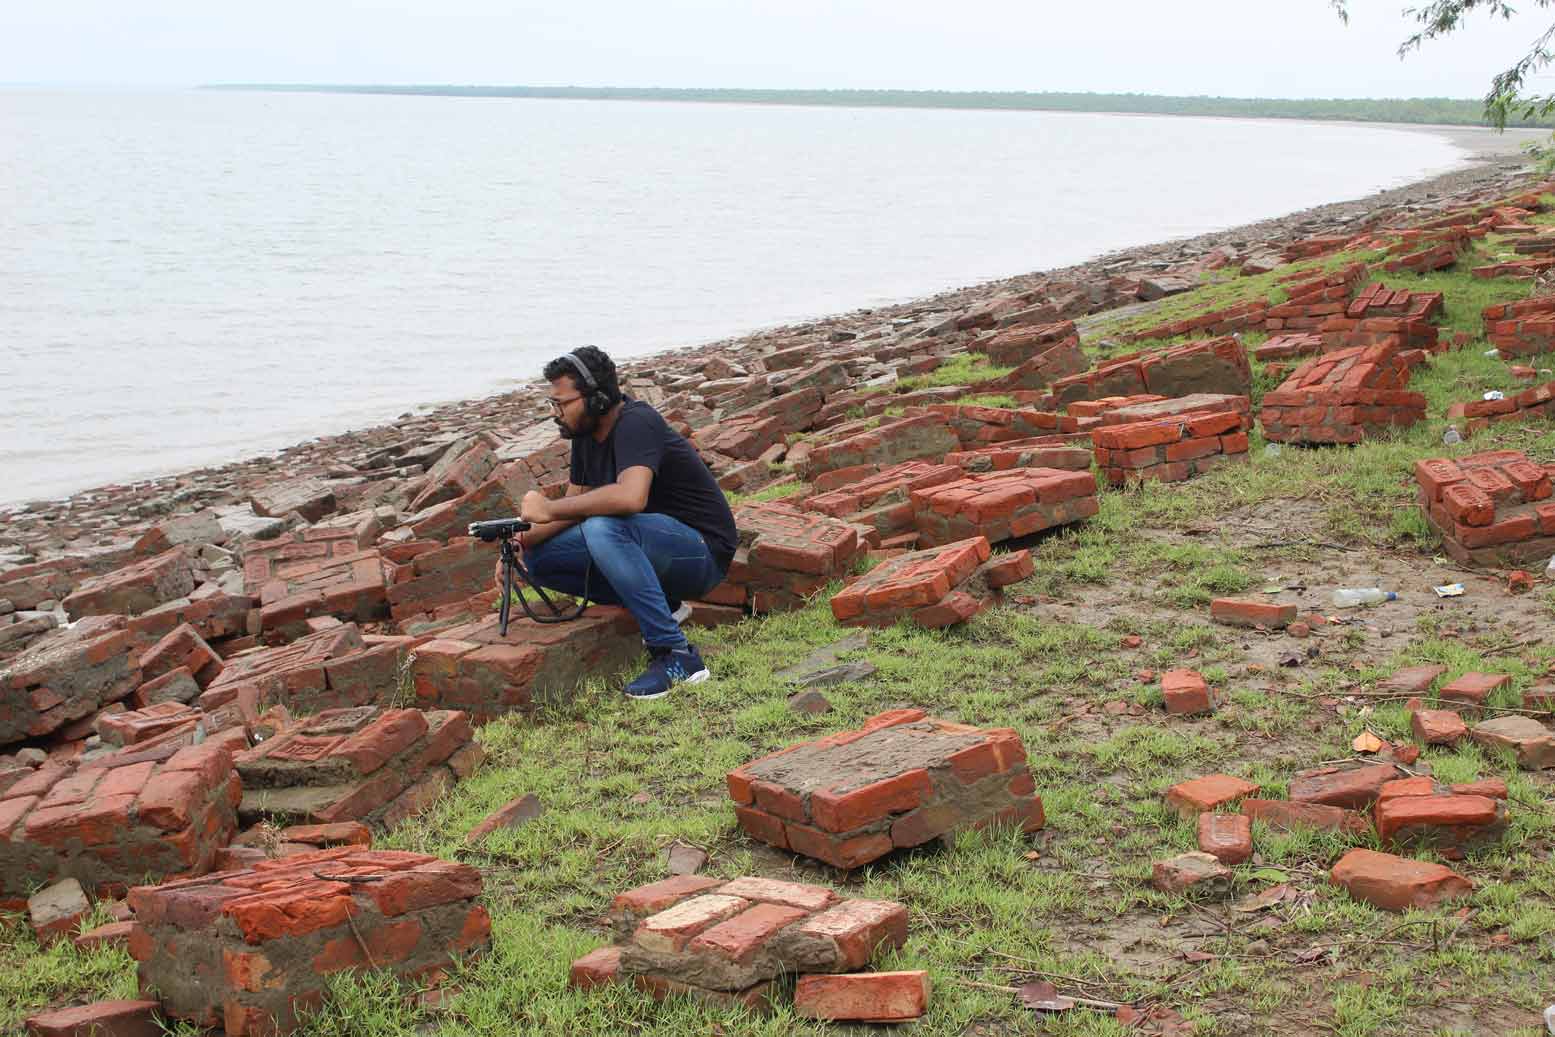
[519,490,554,524]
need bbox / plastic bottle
[1331,588,1398,608]
[1546,554,1555,581]
[1442,426,1462,446]
[1264,443,1282,458]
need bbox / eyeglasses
[546,395,582,413]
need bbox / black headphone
[561,352,615,417]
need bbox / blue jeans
[524,513,724,649]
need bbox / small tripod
[494,529,590,635]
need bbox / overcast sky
[4,1,1553,99]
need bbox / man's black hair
[544,345,620,405]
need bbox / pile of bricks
[409,608,645,719]
[0,741,239,908]
[1260,262,1368,332]
[1414,449,1555,565]
[1048,337,1251,407]
[728,709,1043,869]
[802,461,962,543]
[1,622,140,743]
[571,874,914,1017]
[128,848,490,1035]
[1259,343,1427,444]
[910,468,1098,547]
[942,437,1094,474]
[198,623,414,717]
[62,548,198,622]
[1119,301,1268,343]
[830,537,1033,628]
[1483,295,1555,358]
[1472,257,1555,280]
[912,403,1065,448]
[233,706,482,829]
[408,438,500,513]
[797,414,961,480]
[970,318,1087,372]
[692,387,826,462]
[243,528,389,640]
[703,503,865,614]
[1090,407,1250,486]
[1447,379,1555,434]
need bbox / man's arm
[519,467,652,526]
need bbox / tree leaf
[1248,868,1289,884]
[1352,730,1384,753]
[1017,980,1075,1012]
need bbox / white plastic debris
[1442,427,1463,446]
[1433,584,1465,598]
[1264,443,1282,458]
[1484,348,1502,358]
[1483,390,1505,401]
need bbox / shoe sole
[626,668,709,701]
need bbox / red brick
[793,970,930,1022]
[784,898,909,970]
[687,902,810,962]
[810,769,933,833]
[1164,774,1259,817]
[633,894,749,954]
[1374,794,1502,848]
[714,876,837,912]
[568,946,622,990]
[1209,598,1296,629]
[311,918,424,973]
[73,920,140,952]
[24,1000,163,1037]
[1329,848,1472,912]
[1241,799,1371,835]
[782,822,893,870]
[1411,709,1467,745]
[1196,813,1252,865]
[1440,671,1510,706]
[732,805,789,848]
[1161,668,1213,715]
[1288,763,1398,809]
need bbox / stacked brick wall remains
[728,709,1043,869]
[1415,449,1555,566]
[128,848,490,1035]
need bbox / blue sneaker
[625,644,709,700]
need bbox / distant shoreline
[202,83,1555,129]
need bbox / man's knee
[578,514,633,545]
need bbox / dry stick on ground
[952,978,1127,1012]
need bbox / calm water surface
[0,90,1467,505]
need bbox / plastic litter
[1546,554,1555,581]
[1442,426,1463,446]
[1544,1003,1554,1035]
[1264,443,1282,457]
[1484,348,1501,358]
[1331,588,1398,608]
[1483,390,1505,401]
[1433,583,1465,598]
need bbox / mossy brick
[0,743,239,907]
[128,848,487,1035]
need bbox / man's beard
[554,413,593,440]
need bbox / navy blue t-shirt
[569,399,738,571]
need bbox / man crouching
[505,346,737,700]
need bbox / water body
[1,89,1471,506]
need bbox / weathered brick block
[234,706,480,829]
[1416,449,1555,565]
[0,742,239,909]
[198,623,374,715]
[249,477,339,523]
[129,848,489,1035]
[793,970,930,1022]
[831,537,1004,628]
[713,503,865,614]
[24,1000,163,1037]
[800,415,960,480]
[910,468,1097,548]
[408,607,644,719]
[1,624,140,744]
[1329,848,1472,912]
[582,873,909,1001]
[728,710,1041,869]
[1163,774,1259,818]
[1209,598,1297,629]
[63,549,197,621]
[1258,342,1425,445]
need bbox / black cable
[496,534,590,633]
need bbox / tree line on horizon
[206,84,1555,127]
